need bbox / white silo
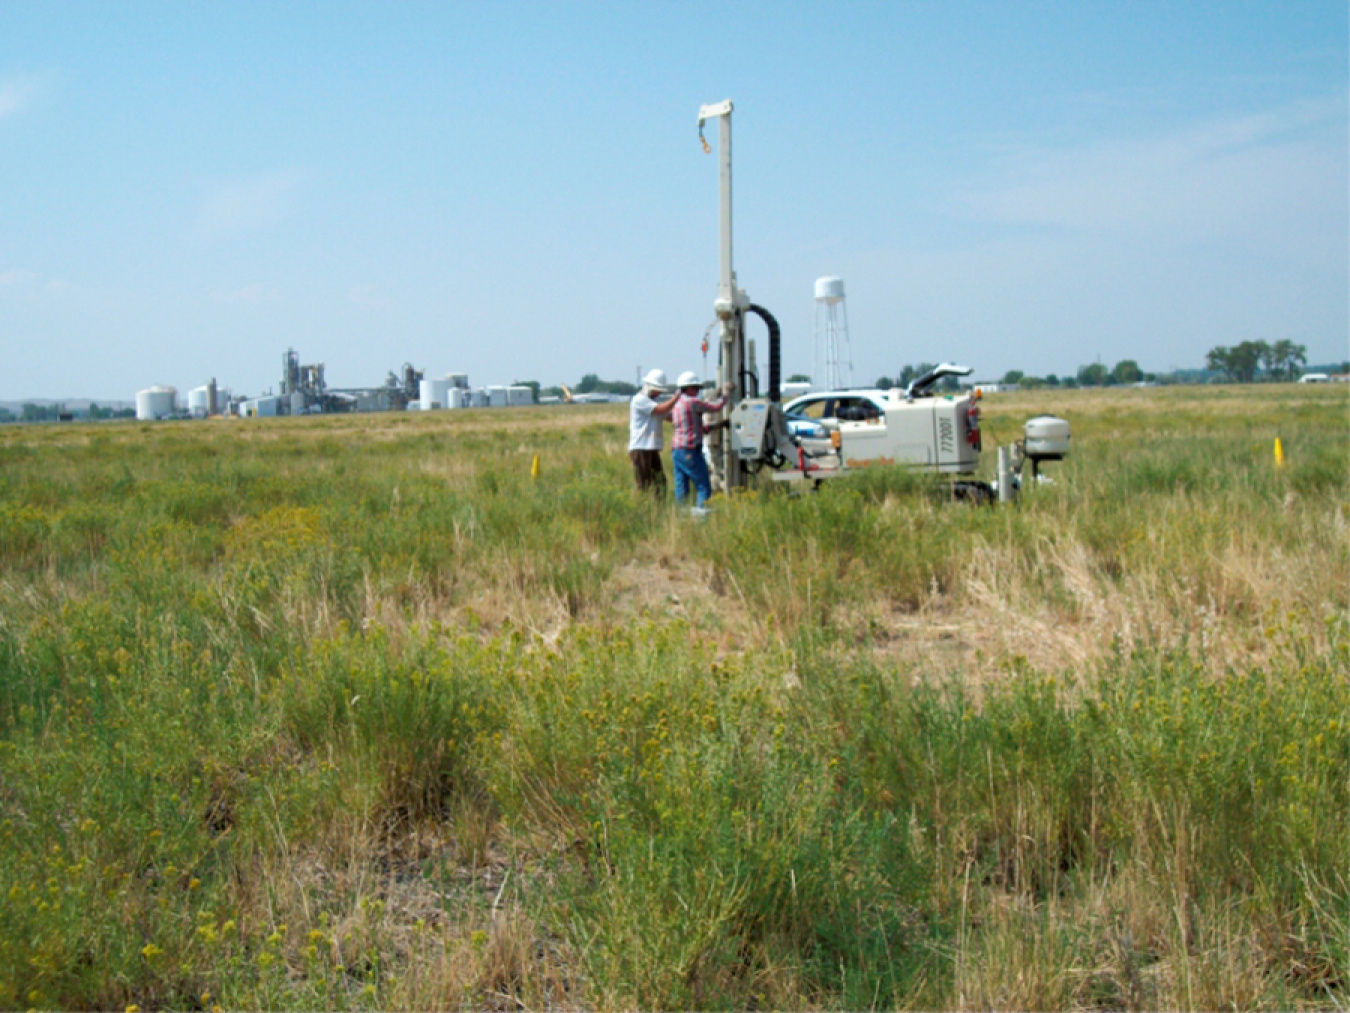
[447,387,466,409]
[136,386,177,421]
[507,385,534,406]
[487,385,508,407]
[814,276,853,390]
[187,386,210,418]
[420,377,452,410]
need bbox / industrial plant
[134,348,539,421]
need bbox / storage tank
[814,276,845,304]
[487,385,508,408]
[420,377,451,410]
[507,385,534,406]
[187,386,210,418]
[136,386,177,421]
[447,387,466,409]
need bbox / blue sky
[1,1,1345,399]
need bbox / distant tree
[1001,369,1024,385]
[1077,363,1108,387]
[1112,360,1142,385]
[1270,339,1307,381]
[513,380,541,403]
[786,373,811,383]
[1044,374,1060,386]
[576,373,601,394]
[1258,342,1280,380]
[1206,342,1265,383]
[874,376,895,390]
[21,403,58,422]
[1205,346,1229,378]
[0,407,13,423]
[1234,341,1267,382]
[1253,339,1306,380]
[1061,375,1079,389]
[1019,376,1044,390]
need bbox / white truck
[783,378,982,474]
[729,363,1070,502]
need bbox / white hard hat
[676,370,700,389]
[642,368,668,391]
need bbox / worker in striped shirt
[669,370,731,510]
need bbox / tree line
[875,360,1150,391]
[0,403,136,423]
[1204,340,1307,384]
[870,340,1323,393]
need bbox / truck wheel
[950,480,995,506]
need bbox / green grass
[0,386,1345,1010]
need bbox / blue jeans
[672,447,712,507]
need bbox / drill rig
[697,100,795,492]
[696,99,1069,501]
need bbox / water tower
[814,276,852,389]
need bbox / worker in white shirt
[627,369,681,495]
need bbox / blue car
[784,411,828,440]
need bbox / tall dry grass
[0,384,1345,1009]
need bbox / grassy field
[0,383,1345,1010]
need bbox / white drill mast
[698,99,750,492]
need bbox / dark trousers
[629,449,666,494]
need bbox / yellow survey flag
[1274,438,1285,468]
[531,453,541,479]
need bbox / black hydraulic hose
[746,304,781,402]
